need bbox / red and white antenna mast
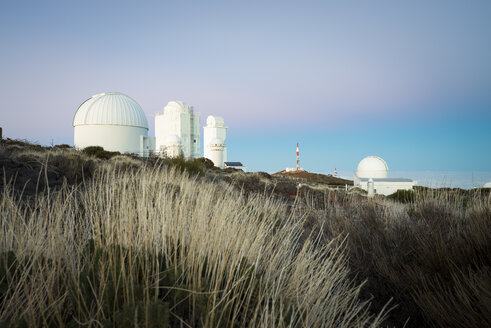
[296,143,300,171]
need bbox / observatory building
[73,92,154,156]
[155,101,200,158]
[203,116,227,168]
[73,93,243,169]
[353,156,417,196]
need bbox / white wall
[203,116,227,164]
[74,125,148,155]
[155,106,201,158]
[357,180,417,196]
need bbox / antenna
[296,143,300,171]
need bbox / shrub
[82,146,121,159]
[388,189,416,203]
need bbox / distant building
[203,116,227,167]
[483,182,491,188]
[155,101,200,158]
[353,156,417,196]
[73,92,154,156]
[73,93,240,163]
[224,162,247,172]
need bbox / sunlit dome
[163,101,190,115]
[356,156,389,179]
[484,182,491,188]
[73,92,148,129]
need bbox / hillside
[1,138,490,327]
[273,169,353,186]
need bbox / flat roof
[224,162,243,166]
[359,177,414,182]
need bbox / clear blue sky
[1,0,490,174]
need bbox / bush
[82,146,121,159]
[194,157,215,169]
[388,189,416,203]
[162,156,204,176]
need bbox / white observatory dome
[356,156,389,179]
[73,92,148,128]
[484,182,491,188]
[73,92,148,154]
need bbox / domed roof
[163,101,190,115]
[356,156,388,179]
[73,92,148,129]
[206,115,225,127]
[484,182,491,188]
[164,134,181,145]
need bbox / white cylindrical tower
[367,178,375,197]
[204,115,227,166]
[73,92,149,155]
[208,138,225,168]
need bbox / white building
[203,116,227,167]
[353,156,417,196]
[224,162,247,172]
[73,92,154,156]
[155,101,200,158]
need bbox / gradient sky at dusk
[1,0,490,179]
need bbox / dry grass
[300,189,491,327]
[0,163,384,327]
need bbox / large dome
[73,92,148,129]
[356,156,388,179]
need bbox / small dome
[484,182,491,188]
[356,156,388,178]
[206,116,225,127]
[73,92,148,129]
[164,134,181,145]
[164,101,190,115]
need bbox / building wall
[155,106,201,158]
[203,117,227,164]
[357,180,417,196]
[74,125,148,155]
[190,111,201,158]
[209,145,225,168]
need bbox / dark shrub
[195,157,215,169]
[82,146,120,159]
[388,189,416,203]
[163,156,204,176]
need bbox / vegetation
[0,139,490,327]
[82,146,122,159]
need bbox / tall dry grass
[0,164,385,327]
[300,188,491,327]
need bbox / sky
[1,0,490,180]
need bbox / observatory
[353,156,417,195]
[203,116,227,168]
[73,93,242,167]
[155,101,200,158]
[73,92,154,156]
